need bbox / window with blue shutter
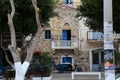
[64,0,66,4]
[70,0,73,4]
[45,30,51,39]
[63,0,73,5]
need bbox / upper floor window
[45,30,51,39]
[64,0,73,5]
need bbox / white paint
[14,61,30,80]
[22,61,30,74]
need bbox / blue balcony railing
[87,31,103,41]
[87,31,120,41]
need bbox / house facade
[36,0,120,72]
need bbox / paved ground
[0,72,105,80]
[52,72,105,80]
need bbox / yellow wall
[74,0,81,8]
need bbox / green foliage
[0,0,57,35]
[30,52,51,77]
[77,0,120,33]
[37,0,58,27]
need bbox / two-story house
[36,0,83,70]
[36,0,120,72]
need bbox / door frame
[89,47,103,71]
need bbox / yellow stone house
[36,0,120,72]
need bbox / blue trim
[62,30,67,46]
[62,57,72,64]
[63,0,66,4]
[45,30,51,39]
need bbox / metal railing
[87,31,120,41]
[52,40,78,49]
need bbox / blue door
[62,30,68,46]
[62,30,71,46]
[62,57,72,64]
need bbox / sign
[1,32,23,49]
[104,21,115,80]
[104,50,114,70]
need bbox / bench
[71,72,101,80]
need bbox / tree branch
[8,0,16,48]
[31,0,42,30]
[8,0,20,62]
[25,0,45,62]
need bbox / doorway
[62,30,71,46]
[91,49,104,71]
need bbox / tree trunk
[7,0,43,80]
[14,62,29,80]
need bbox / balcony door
[62,30,71,46]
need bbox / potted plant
[28,52,52,80]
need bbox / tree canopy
[0,0,57,35]
[77,0,120,33]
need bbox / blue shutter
[62,30,67,46]
[63,0,66,4]
[62,30,67,40]
[62,57,67,63]
[62,57,72,64]
[45,30,51,39]
[67,57,72,64]
[70,0,73,4]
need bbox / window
[64,0,73,5]
[45,30,51,39]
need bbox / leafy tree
[0,0,58,80]
[77,0,120,33]
[0,0,57,35]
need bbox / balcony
[87,31,103,42]
[52,40,78,49]
[87,31,120,42]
